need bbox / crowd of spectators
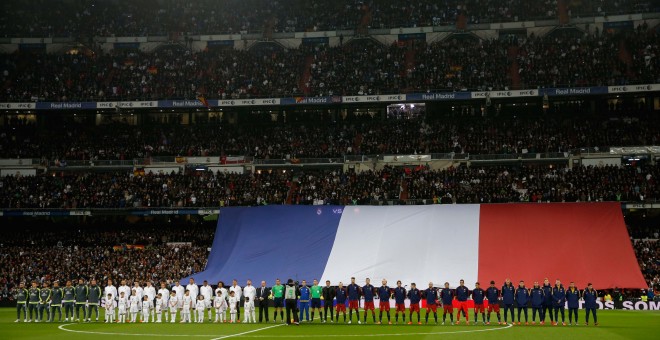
[2,0,656,38]
[1,163,658,209]
[2,107,658,161]
[633,239,659,290]
[0,221,214,300]
[1,28,656,101]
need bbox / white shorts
[130,306,139,313]
[119,306,126,315]
[205,300,212,308]
[244,302,255,312]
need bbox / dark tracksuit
[472,288,486,323]
[62,286,75,320]
[347,283,360,322]
[335,287,347,322]
[566,288,580,324]
[530,287,544,321]
[393,287,407,322]
[298,286,310,321]
[514,286,529,322]
[15,288,28,320]
[486,287,501,322]
[377,285,391,322]
[440,288,454,323]
[501,284,515,323]
[87,285,102,320]
[362,284,376,323]
[541,284,554,322]
[423,288,438,323]
[28,287,40,321]
[407,288,421,323]
[39,288,52,321]
[552,285,566,323]
[583,288,598,324]
[50,287,64,321]
[321,286,335,321]
[74,284,88,321]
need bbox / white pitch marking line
[239,323,514,337]
[209,323,286,340]
[58,323,213,337]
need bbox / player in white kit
[154,294,164,323]
[169,291,178,323]
[129,290,140,323]
[104,294,115,323]
[141,296,153,323]
[173,282,185,309]
[157,283,170,322]
[228,291,238,323]
[117,291,128,323]
[243,280,257,323]
[200,280,214,322]
[196,296,206,323]
[181,290,193,323]
[144,282,157,322]
[214,291,227,323]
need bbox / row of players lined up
[14,276,601,326]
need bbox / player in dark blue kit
[541,278,554,325]
[552,279,566,326]
[440,282,454,325]
[393,281,407,324]
[377,279,392,324]
[472,282,486,325]
[335,282,348,323]
[455,279,470,325]
[346,277,360,324]
[501,278,515,324]
[486,281,502,325]
[583,283,599,326]
[362,278,377,324]
[530,281,545,324]
[566,282,580,325]
[407,283,422,325]
[515,280,530,325]
[423,282,439,324]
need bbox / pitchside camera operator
[284,279,299,325]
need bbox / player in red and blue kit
[472,282,486,325]
[377,279,392,324]
[582,283,598,326]
[440,282,454,325]
[552,280,566,326]
[455,279,470,325]
[486,281,502,325]
[501,278,515,324]
[530,281,545,324]
[393,281,407,324]
[566,282,580,326]
[541,278,554,325]
[335,282,348,323]
[423,282,439,324]
[346,277,360,324]
[515,280,530,325]
[407,283,422,325]
[362,278,377,324]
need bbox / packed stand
[0,222,214,300]
[1,163,659,209]
[0,46,304,102]
[2,107,659,160]
[3,1,658,38]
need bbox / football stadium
[1,0,660,339]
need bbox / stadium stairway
[357,4,372,36]
[508,45,521,89]
[299,54,314,95]
[286,179,299,204]
[618,39,634,76]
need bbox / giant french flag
[186,203,646,289]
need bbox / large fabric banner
[185,203,646,289]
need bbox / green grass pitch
[1,307,658,339]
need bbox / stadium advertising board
[2,84,658,110]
